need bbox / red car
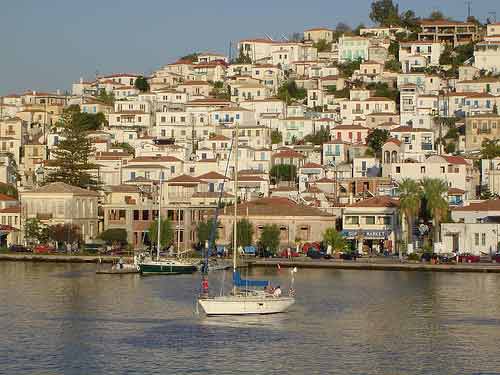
[458,253,480,263]
[279,249,300,258]
[33,245,53,254]
[302,242,321,253]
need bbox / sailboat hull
[138,261,197,275]
[198,295,295,315]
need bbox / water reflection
[1,263,500,374]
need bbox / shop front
[341,229,393,255]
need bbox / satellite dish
[189,153,197,161]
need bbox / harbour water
[1,262,500,374]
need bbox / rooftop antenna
[264,33,274,41]
[281,34,290,41]
[466,0,472,18]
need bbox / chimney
[80,77,83,84]
[32,90,36,96]
[56,89,60,95]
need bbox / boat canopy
[233,271,269,288]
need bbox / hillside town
[2,1,500,259]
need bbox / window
[421,166,426,173]
[440,166,445,173]
[142,210,149,221]
[170,166,175,174]
[133,210,140,220]
[475,233,479,246]
[396,166,401,173]
[364,216,375,224]
[481,233,486,246]
[345,216,359,225]
[383,216,391,225]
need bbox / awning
[341,229,392,239]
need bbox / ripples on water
[1,262,500,374]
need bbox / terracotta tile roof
[302,162,323,169]
[0,205,21,213]
[197,171,230,180]
[0,194,17,201]
[192,191,234,198]
[167,174,206,184]
[25,182,99,196]
[108,185,141,193]
[209,135,230,141]
[315,177,335,183]
[273,149,305,159]
[237,175,266,182]
[385,138,401,146]
[130,156,181,163]
[453,199,500,212]
[391,126,431,133]
[224,197,332,217]
[441,155,469,165]
[347,196,399,208]
[448,188,465,195]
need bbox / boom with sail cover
[232,271,269,288]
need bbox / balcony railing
[421,143,433,151]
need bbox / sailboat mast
[157,178,162,261]
[233,122,239,273]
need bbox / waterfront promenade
[3,253,500,273]
[250,258,500,273]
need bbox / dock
[0,253,125,263]
[250,258,500,273]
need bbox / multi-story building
[465,114,500,152]
[418,19,478,47]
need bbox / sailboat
[137,178,197,275]
[197,123,296,315]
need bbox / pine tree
[45,108,99,189]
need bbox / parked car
[279,248,300,258]
[491,253,500,263]
[437,253,456,263]
[307,249,332,260]
[339,252,358,260]
[302,242,321,253]
[33,245,54,254]
[8,244,30,253]
[458,253,481,263]
[420,252,435,262]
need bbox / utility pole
[466,1,472,18]
[488,11,497,23]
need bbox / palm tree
[398,178,421,254]
[422,178,449,244]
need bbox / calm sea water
[1,262,500,375]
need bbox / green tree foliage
[400,10,420,32]
[444,141,456,154]
[148,218,174,249]
[271,130,283,145]
[112,142,135,155]
[134,76,150,92]
[99,228,128,246]
[322,227,347,252]
[277,80,306,104]
[366,129,390,157]
[388,40,400,60]
[304,128,330,145]
[429,10,446,21]
[210,81,231,100]
[369,0,400,26]
[270,164,297,183]
[25,218,49,245]
[481,139,500,159]
[367,82,400,102]
[422,178,449,243]
[313,39,332,52]
[259,224,280,253]
[45,108,99,189]
[439,43,474,67]
[235,47,252,64]
[398,178,422,246]
[235,218,254,247]
[196,218,219,248]
[0,182,18,198]
[384,59,402,73]
[63,105,107,131]
[338,58,362,78]
[48,224,81,247]
[96,91,115,106]
[179,52,199,62]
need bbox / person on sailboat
[201,277,209,298]
[273,286,282,297]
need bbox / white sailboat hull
[198,295,295,315]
